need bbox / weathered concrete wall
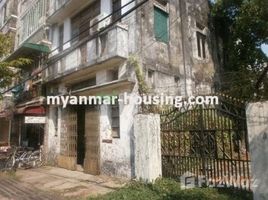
[43,0,221,179]
[100,92,139,178]
[136,0,220,96]
[46,106,61,165]
[134,114,162,182]
[246,101,268,200]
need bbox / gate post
[134,114,162,182]
[246,101,268,200]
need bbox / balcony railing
[46,24,129,81]
[18,0,46,45]
[13,84,42,105]
[48,0,70,17]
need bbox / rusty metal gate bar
[160,95,251,190]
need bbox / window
[155,0,168,6]
[111,99,120,138]
[110,69,119,81]
[174,76,180,84]
[99,33,108,56]
[71,15,80,44]
[196,31,206,59]
[112,0,121,22]
[54,107,59,136]
[59,24,64,51]
[0,3,7,26]
[154,6,169,43]
[71,77,96,91]
[148,70,155,87]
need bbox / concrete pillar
[246,101,268,200]
[134,114,162,182]
[63,18,71,50]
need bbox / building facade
[0,0,221,178]
[0,0,18,146]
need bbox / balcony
[0,0,18,34]
[12,82,43,105]
[17,0,47,46]
[47,0,94,24]
[45,24,129,83]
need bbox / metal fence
[160,95,251,190]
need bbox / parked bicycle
[0,146,44,172]
[0,146,18,172]
[15,146,44,169]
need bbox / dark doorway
[23,124,44,150]
[77,106,85,166]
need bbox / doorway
[22,123,44,150]
[84,106,100,175]
[77,106,85,166]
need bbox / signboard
[25,116,46,124]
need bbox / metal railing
[18,0,46,45]
[46,24,129,80]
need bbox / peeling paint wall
[136,0,220,96]
[246,101,268,200]
[45,0,221,179]
[134,114,161,182]
[45,106,61,165]
[100,92,139,178]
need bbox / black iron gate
[160,95,251,190]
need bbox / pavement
[0,166,127,200]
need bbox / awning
[5,43,50,62]
[24,106,45,115]
[15,106,46,115]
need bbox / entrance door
[58,107,77,170]
[84,106,100,175]
[77,106,85,166]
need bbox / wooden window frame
[111,99,120,138]
[58,24,64,52]
[196,31,206,59]
[112,0,122,23]
[154,6,169,44]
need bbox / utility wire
[1,0,149,95]
[1,0,210,95]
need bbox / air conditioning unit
[90,13,111,35]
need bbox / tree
[211,0,268,100]
[0,33,31,95]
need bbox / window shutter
[154,7,169,43]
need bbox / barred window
[111,100,120,138]
[196,31,206,59]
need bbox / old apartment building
[0,0,18,146]
[0,0,220,178]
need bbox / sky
[261,44,268,57]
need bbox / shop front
[0,112,11,147]
[11,105,46,149]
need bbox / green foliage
[211,0,268,100]
[0,33,31,93]
[128,56,149,94]
[88,178,253,200]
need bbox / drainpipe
[179,0,188,97]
